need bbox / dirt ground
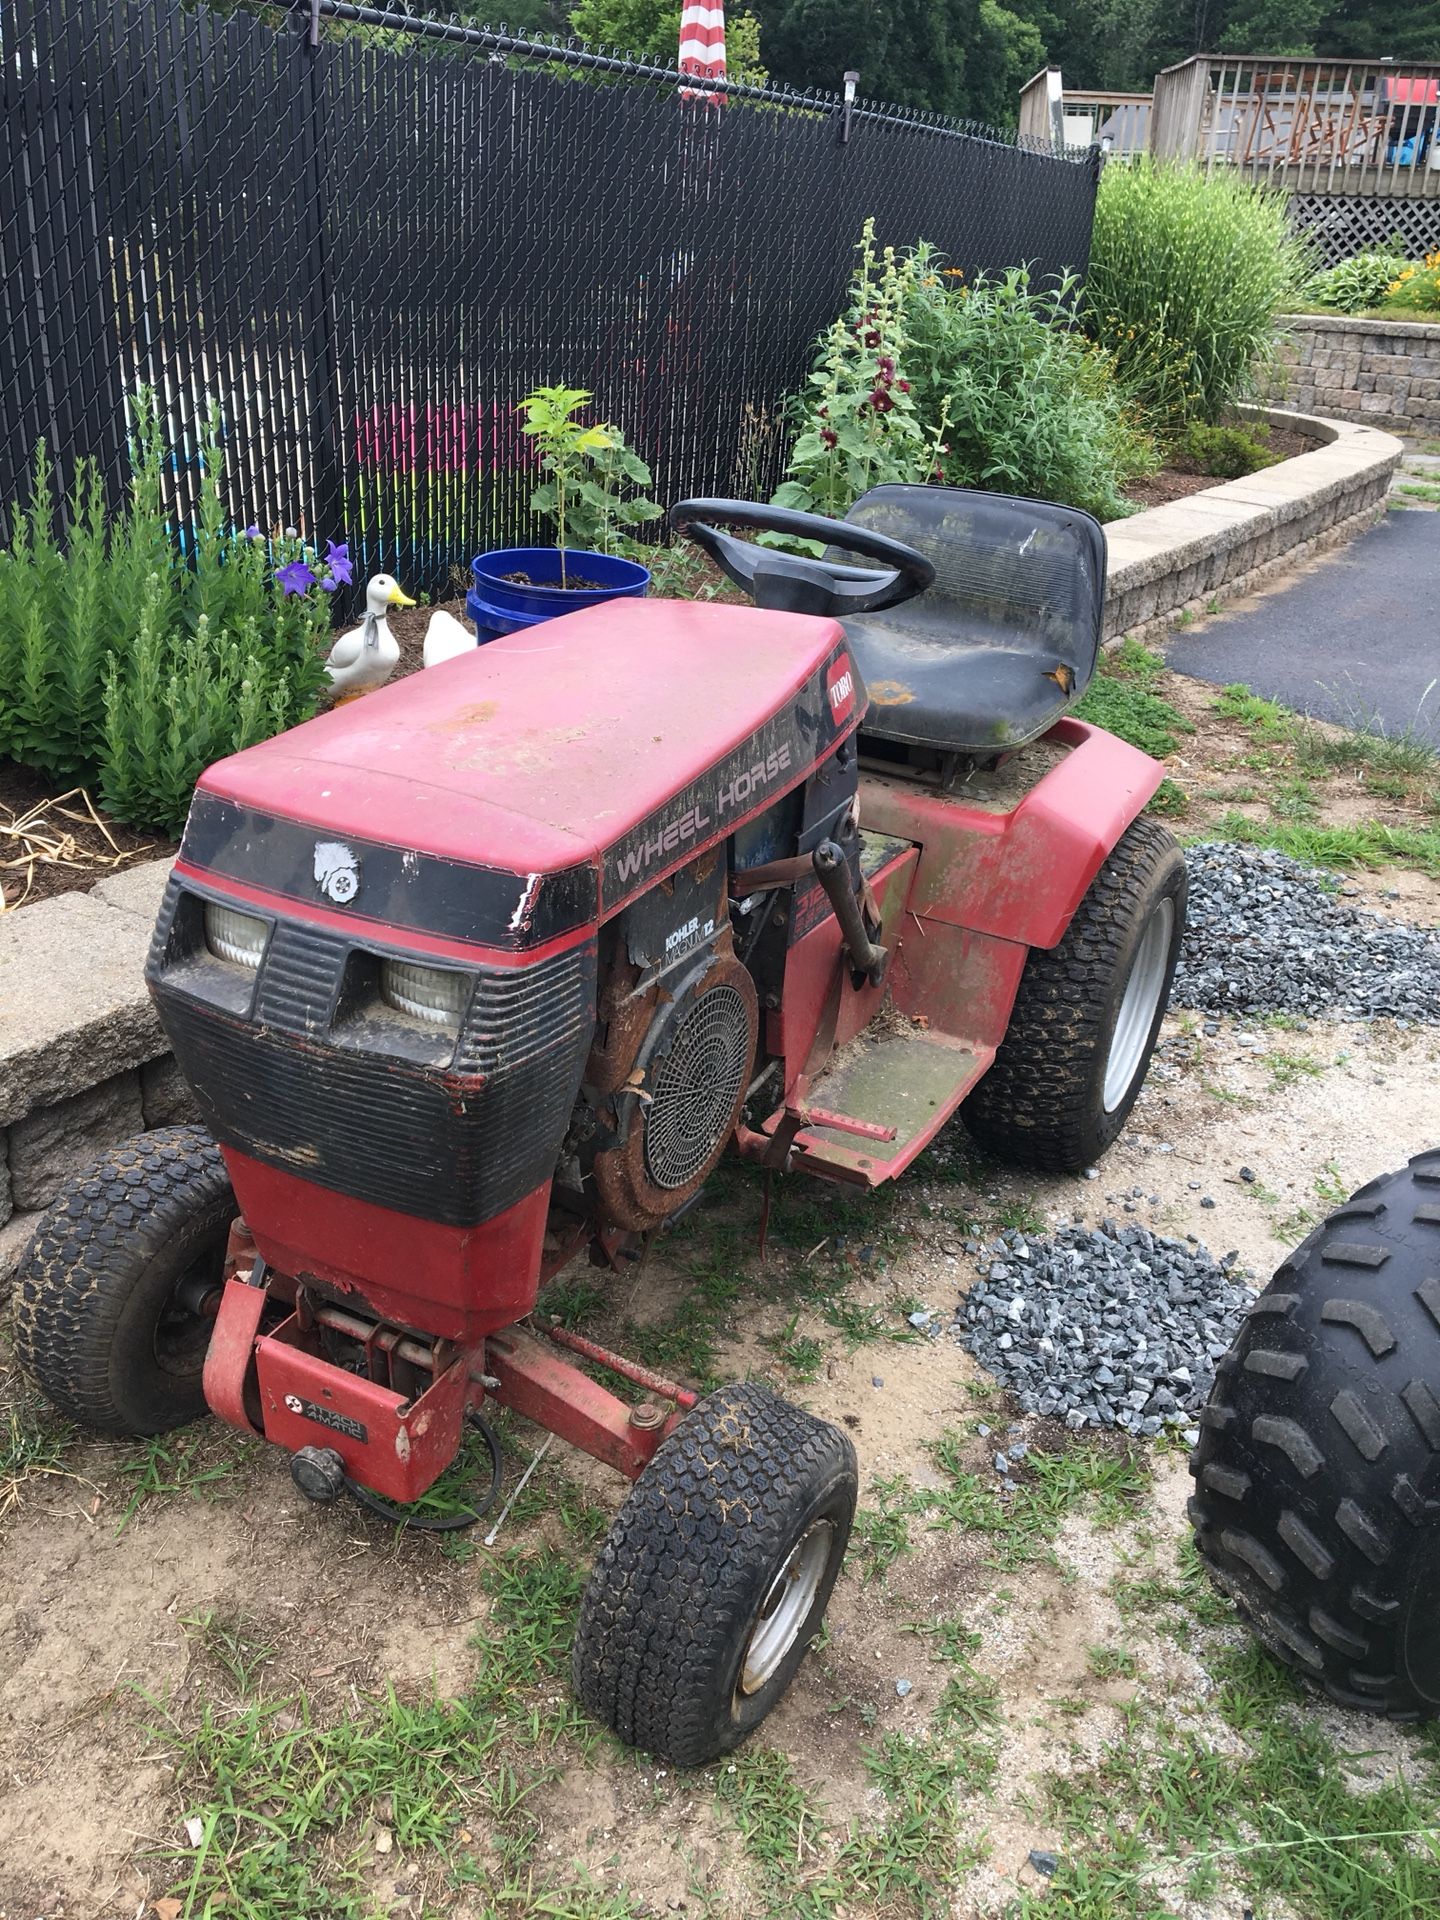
[3,530,1439,1918]
[2,991,1437,1916]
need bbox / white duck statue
[324,574,415,699]
[422,607,478,670]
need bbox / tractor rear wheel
[962,814,1186,1172]
[572,1381,856,1766]
[1189,1150,1440,1720]
[12,1126,235,1436]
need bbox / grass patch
[1273,1206,1319,1242]
[1208,810,1440,878]
[1019,1644,1440,1920]
[151,1545,596,1917]
[1263,1048,1325,1089]
[1086,1644,1140,1681]
[1215,680,1436,786]
[1314,1160,1349,1207]
[717,1733,986,1919]
[767,1312,825,1382]
[850,1473,919,1583]
[1214,682,1297,744]
[0,1399,73,1523]
[1398,480,1440,505]
[180,1609,276,1696]
[1076,643,1194,759]
[115,1429,248,1533]
[1148,776,1189,817]
[923,1431,1151,1572]
[1111,1533,1245,1639]
[996,1195,1047,1235]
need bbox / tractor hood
[176,597,861,954]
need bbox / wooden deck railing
[1155,55,1440,197]
[1022,56,1440,198]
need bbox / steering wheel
[669,499,935,618]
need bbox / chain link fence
[2,0,1100,597]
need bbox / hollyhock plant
[767,218,939,530]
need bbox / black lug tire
[962,814,1186,1172]
[1189,1149,1440,1720]
[12,1126,236,1436]
[572,1381,857,1766]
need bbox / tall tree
[567,0,768,79]
[1319,1,1440,62]
[751,0,983,113]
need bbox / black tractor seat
[834,484,1107,758]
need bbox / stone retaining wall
[1102,408,1402,648]
[0,860,197,1285]
[0,404,1403,1288]
[1274,313,1440,435]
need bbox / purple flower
[275,560,316,596]
[324,540,353,587]
[320,575,337,591]
[242,523,261,540]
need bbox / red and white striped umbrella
[678,0,726,103]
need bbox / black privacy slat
[0,0,1099,600]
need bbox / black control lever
[812,840,888,988]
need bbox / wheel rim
[1103,896,1175,1114]
[737,1519,834,1697]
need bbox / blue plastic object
[466,547,649,642]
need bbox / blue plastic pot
[466,547,650,642]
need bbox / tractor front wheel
[1189,1150,1440,1720]
[572,1381,857,1766]
[962,814,1186,1172]
[12,1126,236,1435]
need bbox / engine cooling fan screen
[643,983,753,1191]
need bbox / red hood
[188,597,859,933]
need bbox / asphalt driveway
[1163,504,1440,745]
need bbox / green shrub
[1085,161,1310,430]
[1385,251,1440,314]
[1305,250,1407,314]
[1174,420,1278,479]
[772,224,1155,529]
[0,393,332,832]
[903,255,1158,521]
[517,384,660,568]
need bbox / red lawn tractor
[15,487,1187,1765]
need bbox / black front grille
[149,882,597,1228]
[255,921,354,1036]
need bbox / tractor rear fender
[858,718,1164,952]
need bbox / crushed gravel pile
[1174,842,1440,1023]
[959,1222,1253,1436]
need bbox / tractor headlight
[379,958,469,1027]
[204,902,268,969]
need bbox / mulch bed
[0,759,173,912]
[1123,424,1322,512]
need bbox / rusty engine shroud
[584,851,759,1232]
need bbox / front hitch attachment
[812,840,888,988]
[288,1417,505,1533]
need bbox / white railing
[1064,91,1151,155]
[1017,70,1151,156]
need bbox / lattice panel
[1291,193,1440,265]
